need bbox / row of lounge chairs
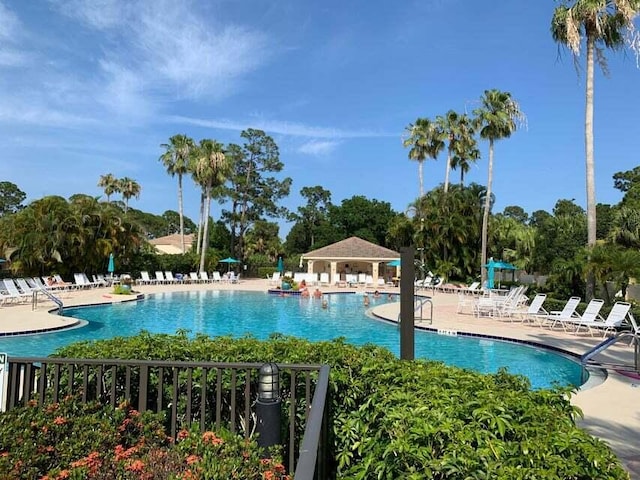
[466,288,639,338]
[1,272,123,304]
[528,296,639,338]
[136,271,240,285]
[267,272,392,288]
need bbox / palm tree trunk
[196,192,204,254]
[178,175,185,254]
[481,140,494,287]
[444,148,452,193]
[585,35,596,300]
[199,183,212,273]
[418,161,424,197]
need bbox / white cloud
[49,0,126,30]
[51,0,271,101]
[0,2,28,67]
[167,114,393,139]
[0,1,21,40]
[0,49,26,67]
[0,98,100,128]
[98,60,153,118]
[297,140,340,156]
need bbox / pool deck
[1,279,639,478]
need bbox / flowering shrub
[0,396,288,479]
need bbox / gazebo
[300,237,400,286]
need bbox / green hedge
[51,333,628,479]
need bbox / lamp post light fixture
[256,363,282,454]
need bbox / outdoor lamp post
[256,363,281,454]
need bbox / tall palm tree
[403,118,444,197]
[160,134,195,253]
[450,135,480,185]
[436,111,477,192]
[97,174,119,203]
[551,0,640,299]
[118,177,141,214]
[473,89,525,287]
[192,139,228,273]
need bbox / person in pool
[313,288,322,298]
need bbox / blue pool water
[0,291,584,389]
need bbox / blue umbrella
[483,259,516,289]
[386,259,401,267]
[220,257,240,272]
[277,257,284,273]
[486,260,495,289]
[107,253,115,275]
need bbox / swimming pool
[0,291,584,389]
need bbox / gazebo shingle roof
[303,236,399,260]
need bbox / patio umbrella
[107,253,115,277]
[277,257,284,273]
[386,259,401,267]
[483,259,516,289]
[219,257,240,272]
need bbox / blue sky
[1,0,639,238]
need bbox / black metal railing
[4,357,331,477]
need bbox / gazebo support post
[400,246,415,360]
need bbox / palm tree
[118,177,141,214]
[97,174,119,203]
[437,111,479,192]
[473,89,525,287]
[192,139,228,273]
[450,125,480,186]
[403,118,444,197]
[551,0,640,299]
[160,134,195,253]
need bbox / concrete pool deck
[1,279,638,478]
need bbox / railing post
[400,246,415,360]
[256,363,281,455]
[138,365,148,412]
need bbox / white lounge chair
[1,279,31,302]
[496,286,528,319]
[319,273,330,286]
[212,271,222,283]
[189,272,200,283]
[268,271,281,287]
[540,296,582,328]
[588,302,632,338]
[457,292,474,314]
[480,285,524,319]
[15,278,39,295]
[73,273,90,289]
[138,271,153,285]
[558,299,606,334]
[155,271,166,284]
[521,294,548,322]
[164,271,178,283]
[0,287,14,305]
[464,282,481,295]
